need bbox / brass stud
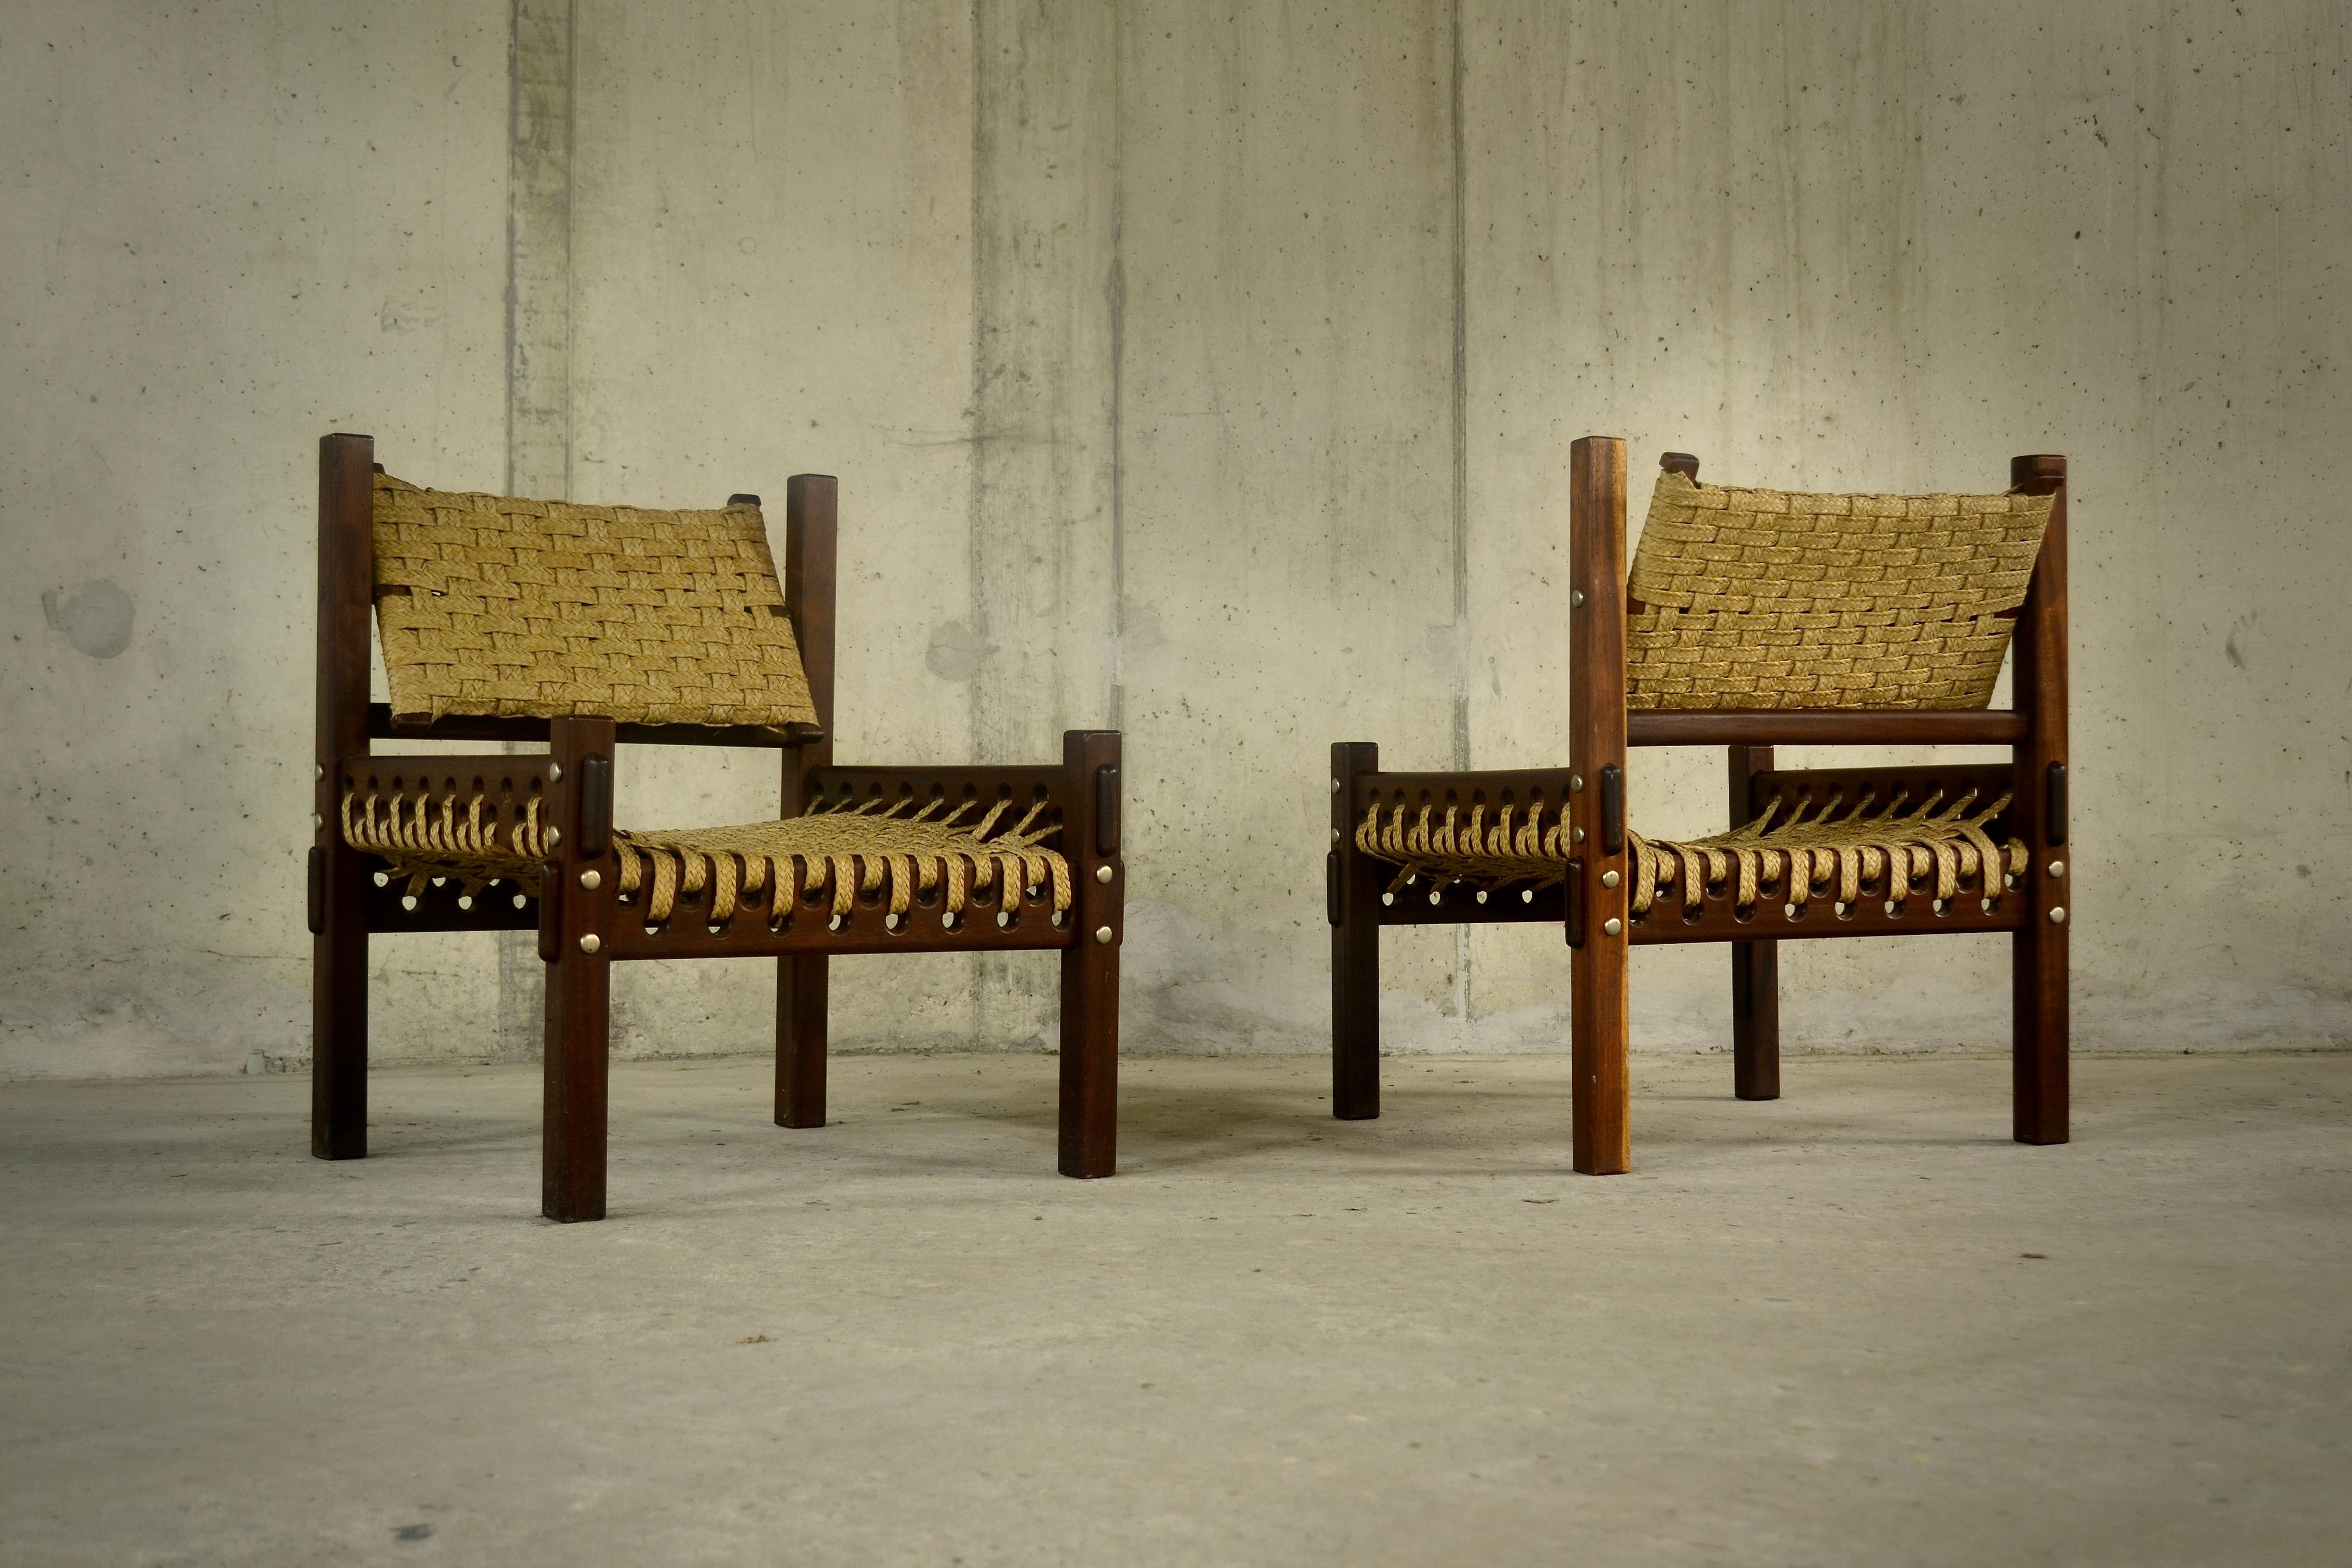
[1330,778,1341,794]
[1570,775,1584,793]
[578,933,600,954]
[548,762,562,783]
[1572,826,1586,844]
[1094,926,1114,945]
[315,764,324,781]
[1600,870,1619,889]
[579,869,601,890]
[546,826,561,848]
[312,813,323,832]
[2050,906,2067,924]
[2048,860,2065,878]
[1571,589,1586,608]
[1096,864,1114,884]
[1330,827,1340,844]
[1602,917,1622,937]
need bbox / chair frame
[1329,435,2068,1169]
[309,433,1123,1220]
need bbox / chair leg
[310,886,368,1160]
[2013,921,2069,1144]
[1732,939,1780,1101]
[777,955,828,1128]
[1330,740,1380,1119]
[542,942,610,1223]
[1571,937,1631,1174]
[1058,937,1118,1178]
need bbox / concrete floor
[1,1052,2346,1566]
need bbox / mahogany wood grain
[312,433,374,1161]
[2009,454,2070,1144]
[1627,709,2026,747]
[1569,436,1631,1174]
[1329,741,1382,1119]
[777,475,836,1130]
[1057,730,1122,1177]
[542,716,618,1223]
[1729,744,1780,1101]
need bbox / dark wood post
[312,433,375,1160]
[2009,454,2069,1144]
[1729,744,1781,1101]
[777,474,837,1129]
[1569,435,1631,1174]
[543,715,618,1221]
[1329,740,1383,1119]
[1058,729,1122,1177]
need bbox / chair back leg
[312,432,375,1160]
[1729,744,1781,1101]
[1569,436,1632,1173]
[777,957,829,1128]
[2009,454,2070,1144]
[1329,741,1382,1120]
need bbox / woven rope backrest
[371,474,819,728]
[1625,470,2052,710]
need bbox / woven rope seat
[1629,471,2052,711]
[342,782,1071,927]
[1356,786,2028,918]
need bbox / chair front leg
[1329,741,1382,1120]
[777,956,828,1128]
[1058,729,1122,1177]
[543,716,617,1222]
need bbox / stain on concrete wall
[2,0,2345,1079]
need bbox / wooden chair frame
[1329,435,2068,1169]
[309,433,1122,1220]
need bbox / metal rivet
[2050,906,2067,924]
[579,869,601,890]
[313,813,324,831]
[1571,589,1586,608]
[2048,860,2065,878]
[1094,926,1114,945]
[315,764,324,781]
[1331,778,1341,794]
[1602,917,1622,937]
[578,933,600,954]
[1600,870,1620,889]
[546,825,561,848]
[1572,827,1586,844]
[1330,827,1340,844]
[548,762,562,783]
[1096,864,1114,884]
[1570,775,1584,793]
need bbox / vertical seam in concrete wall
[500,0,576,1057]
[1107,2,1126,734]
[1449,0,1472,1025]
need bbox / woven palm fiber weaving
[1356,469,2048,909]
[1627,470,2051,710]
[370,474,819,728]
[350,476,1067,927]
[1355,785,2027,917]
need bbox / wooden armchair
[308,433,1123,1221]
[1328,436,2067,1171]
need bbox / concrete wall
[5,1,2346,1080]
